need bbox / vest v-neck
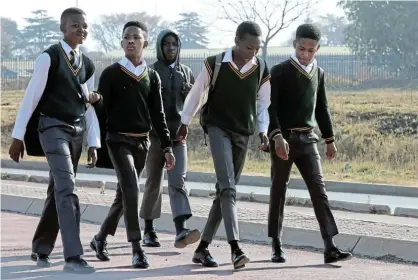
[59,43,83,75]
[290,57,317,80]
[120,65,148,82]
[228,63,258,79]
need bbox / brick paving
[1,181,418,241]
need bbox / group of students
[8,7,352,274]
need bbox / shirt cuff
[181,115,193,125]
[258,124,268,134]
[87,136,101,149]
[11,128,26,141]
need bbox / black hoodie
[150,29,195,139]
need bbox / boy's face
[293,38,320,66]
[60,13,88,45]
[163,34,178,62]
[121,26,148,58]
[235,34,261,61]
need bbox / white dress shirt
[11,39,101,148]
[290,54,317,73]
[181,49,271,134]
[118,57,147,76]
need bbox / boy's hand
[326,142,337,160]
[176,124,188,141]
[273,134,289,160]
[164,152,175,171]
[258,132,269,151]
[87,147,98,168]
[9,139,24,163]
[88,91,101,104]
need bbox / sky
[0,0,345,50]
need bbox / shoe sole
[133,264,150,269]
[175,230,201,249]
[90,242,110,261]
[271,258,286,263]
[63,266,96,274]
[142,241,161,247]
[31,254,52,267]
[192,257,219,267]
[234,255,250,269]
[325,254,353,264]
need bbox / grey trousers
[32,116,85,259]
[140,135,192,221]
[99,133,149,242]
[201,125,249,243]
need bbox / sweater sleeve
[148,70,173,152]
[267,64,283,140]
[315,68,335,143]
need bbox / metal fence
[2,53,417,91]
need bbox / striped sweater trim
[260,74,271,87]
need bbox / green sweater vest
[202,53,270,136]
[268,58,334,142]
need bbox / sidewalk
[2,212,417,280]
[2,180,418,263]
[3,167,418,216]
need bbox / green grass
[1,89,417,186]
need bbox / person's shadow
[1,257,340,280]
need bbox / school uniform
[91,57,172,266]
[12,40,99,273]
[268,55,348,263]
[181,49,271,265]
[139,30,197,247]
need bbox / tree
[339,0,418,73]
[20,10,61,56]
[174,12,209,49]
[216,0,313,59]
[1,18,21,58]
[315,14,347,46]
[92,13,168,53]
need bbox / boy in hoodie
[139,30,201,249]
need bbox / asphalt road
[1,212,417,280]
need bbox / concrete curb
[1,172,393,215]
[2,193,417,263]
[2,159,418,197]
[394,207,418,218]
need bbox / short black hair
[295,24,321,42]
[122,21,148,38]
[236,21,262,40]
[60,7,86,23]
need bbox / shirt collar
[290,54,317,69]
[222,48,257,66]
[169,62,176,68]
[119,56,147,69]
[60,39,80,57]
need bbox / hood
[156,29,181,65]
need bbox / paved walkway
[1,212,418,280]
[1,181,418,241]
[3,167,418,210]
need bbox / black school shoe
[31,252,52,267]
[324,247,353,263]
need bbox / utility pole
[76,0,79,7]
